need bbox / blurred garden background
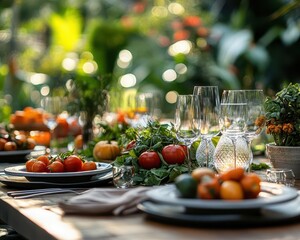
[0,0,299,122]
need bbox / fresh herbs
[114,120,197,186]
[250,162,270,171]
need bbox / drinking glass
[193,86,220,168]
[174,95,201,172]
[41,96,65,152]
[125,92,154,128]
[243,90,266,171]
[214,90,247,173]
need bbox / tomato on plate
[138,151,161,169]
[25,159,37,172]
[81,161,97,171]
[36,155,50,166]
[161,144,186,164]
[31,161,48,172]
[240,173,261,199]
[64,155,83,172]
[48,161,65,173]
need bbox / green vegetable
[250,162,270,170]
[114,120,198,186]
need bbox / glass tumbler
[113,165,134,188]
[266,168,295,187]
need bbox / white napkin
[59,187,150,216]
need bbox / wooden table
[0,162,300,240]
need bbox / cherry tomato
[81,161,97,171]
[48,161,65,173]
[0,138,7,151]
[161,144,186,164]
[4,141,17,151]
[31,161,48,172]
[220,180,244,200]
[26,159,37,172]
[197,176,221,199]
[138,151,161,169]
[36,155,50,166]
[64,155,83,172]
[240,173,261,199]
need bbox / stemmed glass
[243,90,266,170]
[215,90,248,172]
[174,95,201,172]
[193,86,220,168]
[41,96,65,152]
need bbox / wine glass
[243,90,266,171]
[41,96,65,152]
[193,86,220,168]
[125,92,154,128]
[214,90,248,173]
[174,94,201,172]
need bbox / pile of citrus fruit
[175,167,261,200]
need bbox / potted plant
[265,83,300,178]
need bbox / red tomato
[138,151,161,169]
[161,144,186,164]
[126,140,136,150]
[31,161,48,172]
[36,155,50,166]
[26,159,37,172]
[64,155,83,172]
[81,161,97,171]
[48,161,65,173]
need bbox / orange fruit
[220,180,244,200]
[240,173,261,199]
[219,167,245,182]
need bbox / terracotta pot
[266,143,300,179]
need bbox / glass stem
[186,144,192,173]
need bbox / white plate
[146,183,299,211]
[4,163,112,183]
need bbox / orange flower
[282,123,294,134]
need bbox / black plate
[138,195,300,227]
[146,183,298,214]
[0,150,32,163]
[0,171,113,189]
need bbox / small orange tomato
[36,155,50,166]
[26,159,37,172]
[240,173,261,199]
[31,161,48,172]
[197,176,221,199]
[220,180,244,200]
[48,161,65,173]
[0,138,7,150]
[4,141,17,151]
[64,155,83,172]
[81,161,97,171]
[219,167,245,182]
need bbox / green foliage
[114,120,198,186]
[265,83,300,146]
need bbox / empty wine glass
[41,96,65,152]
[174,95,201,172]
[193,86,220,168]
[243,90,266,170]
[214,90,248,173]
